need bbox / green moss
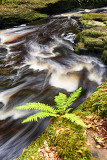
[74,26,107,63]
[102,50,107,63]
[83,37,105,48]
[101,36,107,44]
[81,81,107,117]
[82,27,107,38]
[14,80,107,160]
[74,42,88,54]
[82,13,107,22]
[74,27,107,43]
[15,116,93,160]
[49,118,92,160]
[0,0,58,28]
[81,13,107,28]
[81,20,106,27]
[0,0,107,28]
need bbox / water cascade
[0,9,106,160]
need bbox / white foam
[24,52,105,92]
[0,109,32,120]
[49,72,79,92]
[0,83,27,106]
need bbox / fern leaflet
[65,87,82,107]
[61,113,86,127]
[55,93,67,109]
[14,102,56,113]
[22,112,59,123]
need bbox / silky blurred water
[0,8,106,160]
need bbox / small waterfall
[0,9,106,160]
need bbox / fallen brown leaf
[94,120,97,123]
[96,145,101,149]
[102,88,107,92]
[46,149,52,153]
[55,152,60,158]
[99,143,105,147]
[86,115,93,119]
[66,128,70,131]
[83,119,90,124]
[103,137,107,140]
[56,128,64,134]
[85,141,91,146]
[87,124,92,128]
[76,150,83,154]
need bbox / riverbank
[74,12,107,64]
[14,80,107,160]
[0,0,107,29]
[0,0,59,29]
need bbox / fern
[61,113,86,127]
[14,102,56,113]
[14,87,86,127]
[22,112,59,123]
[55,87,82,114]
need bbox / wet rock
[81,13,107,27]
[74,26,107,64]
[102,50,107,63]
[81,20,106,27]
[71,13,82,18]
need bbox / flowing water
[0,8,107,160]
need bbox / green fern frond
[22,112,59,123]
[55,92,67,108]
[61,113,86,127]
[55,87,82,113]
[14,102,56,113]
[65,87,82,107]
[14,88,83,126]
[65,108,73,114]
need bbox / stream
[0,8,107,160]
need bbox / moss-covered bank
[14,80,107,160]
[74,12,107,64]
[0,0,58,29]
[14,117,92,160]
[0,0,107,29]
[81,80,107,117]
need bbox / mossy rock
[82,27,107,38]
[81,13,107,21]
[101,36,107,44]
[81,20,106,27]
[82,81,107,117]
[74,26,107,63]
[81,13,107,28]
[102,50,107,63]
[74,42,88,54]
[74,27,107,42]
[15,117,93,160]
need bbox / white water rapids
[0,8,106,160]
